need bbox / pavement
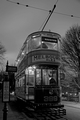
[0,93,18,120]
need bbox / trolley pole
[41,4,56,31]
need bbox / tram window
[42,69,49,85]
[28,37,41,52]
[25,69,29,85]
[19,76,25,87]
[25,67,35,86]
[42,69,57,85]
[49,69,57,85]
[41,42,48,49]
[16,80,19,87]
[32,37,41,50]
[42,41,58,50]
[28,68,35,86]
[28,38,32,52]
[36,69,41,85]
[25,43,28,54]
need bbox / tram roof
[27,31,61,38]
[16,31,61,63]
[23,30,61,51]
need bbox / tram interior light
[32,35,40,38]
[29,70,34,75]
[22,52,25,55]
[15,59,20,65]
[66,92,68,94]
[32,65,36,70]
[25,66,36,75]
[32,35,36,38]
[28,66,32,70]
[18,59,20,62]
[75,93,77,96]
[70,93,72,96]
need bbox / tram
[15,31,65,111]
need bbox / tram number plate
[44,96,57,102]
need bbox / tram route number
[44,96,57,102]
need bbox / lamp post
[2,61,10,120]
[3,102,8,120]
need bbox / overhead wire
[6,0,48,11]
[6,0,80,19]
[54,11,80,18]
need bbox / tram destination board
[42,36,57,43]
[6,66,17,72]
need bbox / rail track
[9,99,72,120]
[14,99,68,120]
[22,106,67,120]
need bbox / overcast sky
[0,0,80,68]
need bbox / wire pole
[41,4,56,31]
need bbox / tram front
[33,50,61,107]
[27,31,61,107]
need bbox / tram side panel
[15,74,26,100]
[15,71,35,101]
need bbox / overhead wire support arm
[41,4,56,31]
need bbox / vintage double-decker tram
[15,31,65,112]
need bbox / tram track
[9,100,71,120]
[61,116,73,120]
[22,106,67,120]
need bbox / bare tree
[61,24,80,88]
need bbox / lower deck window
[36,68,58,86]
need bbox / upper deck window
[16,31,61,66]
[27,32,60,52]
[28,36,41,52]
[41,36,58,50]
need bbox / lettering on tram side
[32,55,59,62]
